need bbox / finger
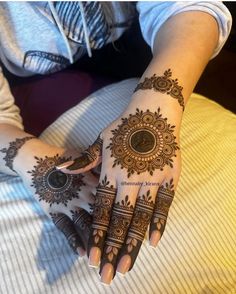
[149,178,175,247]
[99,186,138,285]
[116,187,156,275]
[50,212,85,256]
[71,207,92,252]
[56,134,103,174]
[87,175,117,268]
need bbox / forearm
[131,11,219,118]
[0,123,62,176]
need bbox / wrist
[14,138,64,175]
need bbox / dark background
[76,1,236,113]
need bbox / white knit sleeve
[0,65,24,130]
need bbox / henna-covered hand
[58,104,181,284]
[1,137,99,256]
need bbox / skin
[0,11,219,285]
[59,11,219,284]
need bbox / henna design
[149,179,175,239]
[50,212,83,254]
[88,175,117,254]
[67,135,103,170]
[71,208,92,250]
[28,154,84,206]
[118,190,155,271]
[107,108,179,177]
[0,136,35,172]
[100,195,134,273]
[134,69,185,110]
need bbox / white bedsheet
[1,79,236,293]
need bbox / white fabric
[0,79,236,293]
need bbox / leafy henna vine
[0,136,35,172]
[107,108,179,177]
[134,69,185,110]
[67,135,103,170]
[28,154,84,206]
[100,195,134,272]
[119,190,155,270]
[88,175,117,252]
[150,179,175,238]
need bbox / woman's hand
[58,89,182,283]
[11,138,99,256]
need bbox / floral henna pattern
[67,134,103,170]
[28,154,84,206]
[150,179,175,238]
[118,190,155,270]
[134,69,185,110]
[50,212,83,254]
[0,136,35,172]
[100,195,134,273]
[71,208,92,250]
[107,108,179,177]
[88,175,117,254]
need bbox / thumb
[56,134,103,174]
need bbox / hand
[58,93,182,283]
[13,139,99,256]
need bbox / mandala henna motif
[28,154,84,206]
[50,212,83,254]
[118,190,155,270]
[0,136,35,172]
[150,179,175,238]
[134,69,185,110]
[100,195,134,272]
[88,175,117,254]
[67,134,103,170]
[107,108,179,177]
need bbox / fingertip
[56,160,75,170]
[89,247,101,267]
[149,230,161,248]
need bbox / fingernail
[116,255,131,275]
[77,247,86,257]
[56,160,74,170]
[149,230,161,247]
[89,247,101,268]
[100,263,114,285]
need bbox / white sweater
[0,1,232,130]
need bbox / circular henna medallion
[47,170,68,189]
[29,154,84,206]
[107,109,179,176]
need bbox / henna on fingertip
[64,134,103,171]
[117,190,155,273]
[87,175,117,263]
[149,179,175,246]
[50,213,85,255]
[99,195,134,280]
